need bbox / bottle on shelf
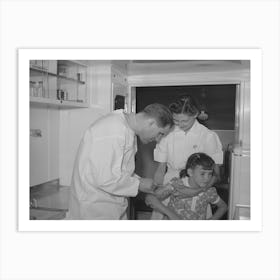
[30,81,35,96]
[57,89,69,101]
[57,89,64,101]
[33,81,44,97]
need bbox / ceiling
[84,60,250,75]
[131,60,243,64]
[125,60,250,75]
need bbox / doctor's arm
[92,137,141,197]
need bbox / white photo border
[18,48,262,232]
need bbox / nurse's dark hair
[179,152,215,178]
[142,103,174,127]
[169,95,200,116]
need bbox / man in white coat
[67,103,174,220]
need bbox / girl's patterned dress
[168,184,220,220]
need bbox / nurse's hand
[139,178,156,194]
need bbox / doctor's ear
[147,118,157,127]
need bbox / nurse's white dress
[152,120,223,219]
[66,110,140,220]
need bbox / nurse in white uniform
[151,96,223,219]
[67,103,174,220]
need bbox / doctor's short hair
[169,95,200,116]
[179,152,215,178]
[142,103,174,128]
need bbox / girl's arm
[208,198,228,220]
[145,194,182,220]
[153,162,167,185]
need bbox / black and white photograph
[28,58,251,222]
[18,48,261,232]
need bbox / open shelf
[30,60,88,108]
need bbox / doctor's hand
[139,178,156,194]
[153,184,174,200]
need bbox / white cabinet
[30,107,59,186]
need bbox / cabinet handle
[30,129,42,137]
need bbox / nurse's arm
[153,162,167,185]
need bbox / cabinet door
[30,107,59,186]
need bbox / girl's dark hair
[179,152,215,178]
[169,95,200,116]
[142,103,174,128]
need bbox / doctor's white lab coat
[67,110,140,220]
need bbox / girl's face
[173,113,197,132]
[188,165,213,188]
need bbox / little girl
[146,153,227,220]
